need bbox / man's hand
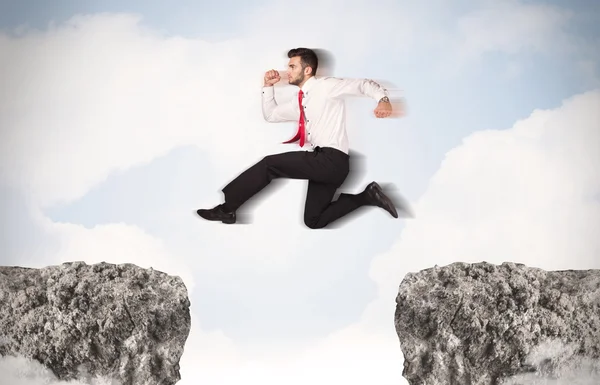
[264,69,281,87]
[374,99,393,118]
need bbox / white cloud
[0,355,120,385]
[0,13,294,209]
[179,323,405,385]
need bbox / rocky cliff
[395,261,600,385]
[0,261,191,385]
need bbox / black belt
[312,146,348,158]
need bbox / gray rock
[0,261,191,385]
[395,261,600,385]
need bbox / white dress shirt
[261,76,389,154]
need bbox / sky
[0,0,599,384]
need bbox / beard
[289,72,305,86]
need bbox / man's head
[286,47,319,87]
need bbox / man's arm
[261,86,298,122]
[327,77,395,118]
[326,77,389,103]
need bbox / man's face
[287,56,306,86]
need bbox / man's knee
[304,215,326,229]
[262,154,283,172]
[259,155,272,167]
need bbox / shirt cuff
[262,86,275,96]
[375,90,389,101]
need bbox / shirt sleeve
[325,77,389,101]
[261,86,298,122]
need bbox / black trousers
[221,146,366,228]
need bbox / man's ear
[305,66,313,76]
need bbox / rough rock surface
[395,262,600,385]
[0,261,191,385]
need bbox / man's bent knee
[304,215,326,229]
[259,155,272,168]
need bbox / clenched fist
[374,100,393,118]
[374,98,406,118]
[264,69,281,86]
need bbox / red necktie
[283,89,306,147]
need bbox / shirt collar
[300,76,317,94]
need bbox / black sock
[340,192,368,206]
[357,191,370,205]
[220,202,234,212]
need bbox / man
[196,47,401,229]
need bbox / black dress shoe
[196,204,236,224]
[364,182,398,218]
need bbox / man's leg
[303,181,364,229]
[196,149,346,223]
[303,181,399,229]
[222,150,345,210]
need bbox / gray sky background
[1,0,599,384]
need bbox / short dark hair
[288,47,318,76]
